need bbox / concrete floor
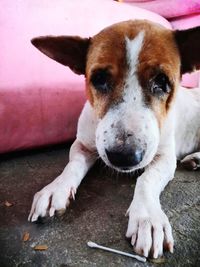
[0,144,200,267]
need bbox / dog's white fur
[28,21,200,259]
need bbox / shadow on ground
[0,144,200,267]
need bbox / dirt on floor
[0,144,200,267]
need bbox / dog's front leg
[126,147,176,258]
[28,139,97,222]
[28,102,98,222]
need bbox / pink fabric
[123,0,200,19]
[0,0,171,153]
[170,14,200,29]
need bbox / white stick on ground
[87,241,146,263]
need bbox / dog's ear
[31,36,91,75]
[174,26,200,74]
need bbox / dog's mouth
[114,166,138,173]
[107,164,142,174]
[104,159,145,177]
[107,162,139,173]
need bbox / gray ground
[0,144,200,267]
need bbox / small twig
[87,241,146,263]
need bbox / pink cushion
[0,0,171,153]
[122,0,200,19]
[170,14,200,30]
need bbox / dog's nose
[105,148,144,168]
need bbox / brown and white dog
[28,20,200,258]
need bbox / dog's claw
[31,213,39,222]
[70,187,76,200]
[49,207,55,217]
[165,242,174,253]
[169,243,174,253]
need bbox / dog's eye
[90,69,112,93]
[150,73,170,97]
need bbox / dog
[28,20,200,258]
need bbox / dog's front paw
[126,205,174,258]
[28,176,76,222]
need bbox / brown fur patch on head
[85,23,128,118]
[136,22,180,127]
[85,20,181,122]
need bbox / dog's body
[28,20,200,258]
[175,87,200,160]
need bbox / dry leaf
[4,200,13,207]
[34,245,48,251]
[22,232,30,242]
[149,257,166,264]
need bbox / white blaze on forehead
[124,31,145,106]
[126,31,145,75]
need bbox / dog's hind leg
[180,152,200,170]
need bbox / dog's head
[32,20,200,172]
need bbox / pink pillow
[0,0,171,153]
[122,0,200,19]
